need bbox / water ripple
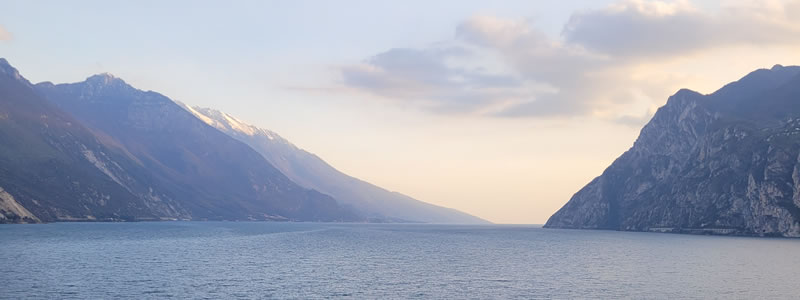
[3,222,800,299]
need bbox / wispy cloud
[336,0,800,123]
[0,26,11,41]
[340,47,543,114]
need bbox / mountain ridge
[0,59,189,223]
[184,105,488,224]
[28,62,361,222]
[1,57,487,224]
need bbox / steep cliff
[0,59,189,222]
[545,65,800,237]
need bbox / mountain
[33,69,360,222]
[0,59,190,223]
[545,64,800,237]
[182,106,487,224]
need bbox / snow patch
[221,112,257,135]
[190,106,216,126]
[188,106,295,146]
[177,101,216,125]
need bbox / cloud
[0,26,11,41]
[338,0,800,120]
[563,0,800,59]
[454,16,617,117]
[340,47,543,114]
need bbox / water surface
[2,222,799,299]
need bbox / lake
[2,222,800,299]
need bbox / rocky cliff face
[0,59,189,222]
[545,65,800,237]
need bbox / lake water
[2,222,800,299]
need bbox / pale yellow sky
[273,5,800,223]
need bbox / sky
[2,0,800,224]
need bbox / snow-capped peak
[220,111,257,136]
[180,105,285,143]
[188,106,256,136]
[178,102,216,125]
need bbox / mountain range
[0,58,485,224]
[546,64,800,237]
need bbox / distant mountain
[33,68,359,222]
[0,59,189,223]
[0,57,480,224]
[183,106,488,224]
[545,65,800,237]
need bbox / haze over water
[3,222,799,299]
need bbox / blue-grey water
[3,222,800,299]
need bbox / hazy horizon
[3,0,800,223]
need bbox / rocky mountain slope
[0,59,188,223]
[545,65,800,237]
[183,106,487,224]
[32,71,359,222]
